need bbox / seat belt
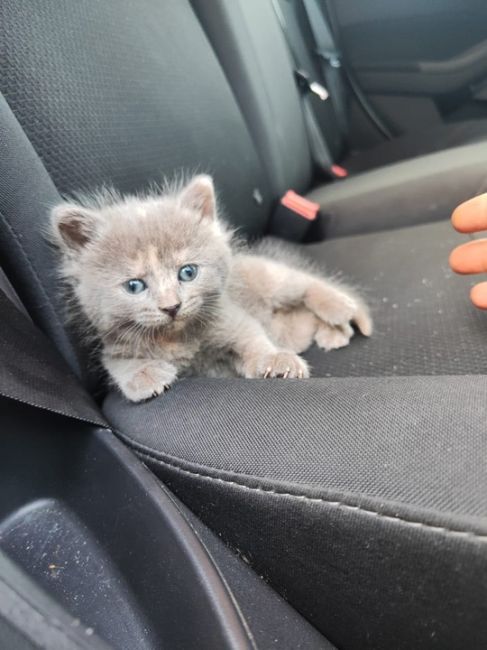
[0,288,108,428]
[271,0,346,179]
[302,92,347,179]
[301,0,348,137]
[302,0,394,141]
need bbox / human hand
[449,194,487,309]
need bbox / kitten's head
[51,175,233,337]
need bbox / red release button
[331,164,349,178]
[280,190,320,221]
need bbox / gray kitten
[51,175,372,402]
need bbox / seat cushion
[107,383,487,650]
[307,141,487,238]
[104,219,487,649]
[301,219,487,376]
[345,119,487,173]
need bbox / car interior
[1,1,487,648]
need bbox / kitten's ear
[179,175,216,220]
[51,203,100,251]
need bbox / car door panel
[329,0,487,135]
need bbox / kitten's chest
[152,332,201,366]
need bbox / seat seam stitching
[121,436,487,543]
[0,389,108,429]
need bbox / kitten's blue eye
[178,264,198,282]
[124,279,147,294]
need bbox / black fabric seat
[0,1,487,649]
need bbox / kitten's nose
[161,303,181,319]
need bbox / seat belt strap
[302,99,336,173]
[271,0,342,178]
[0,289,108,428]
[303,0,394,140]
[301,0,348,136]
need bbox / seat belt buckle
[294,69,329,101]
[269,190,320,242]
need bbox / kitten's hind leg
[271,306,356,352]
[314,321,355,351]
[104,355,178,402]
[304,280,373,337]
[269,307,318,353]
[236,255,372,337]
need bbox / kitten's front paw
[242,350,310,379]
[315,322,354,351]
[123,362,177,402]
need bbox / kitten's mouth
[141,314,187,328]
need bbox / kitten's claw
[149,383,172,400]
[243,351,309,379]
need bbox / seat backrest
[192,0,313,198]
[0,0,273,372]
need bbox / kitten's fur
[51,175,372,402]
